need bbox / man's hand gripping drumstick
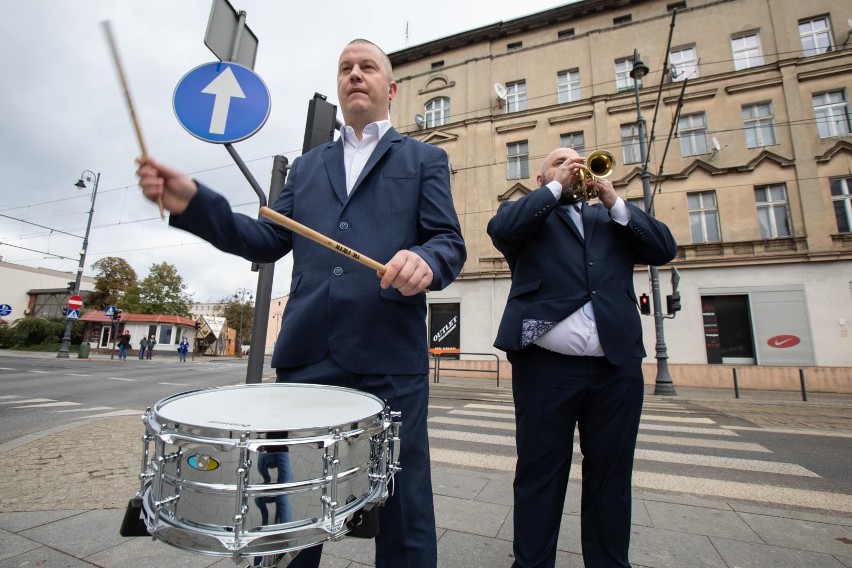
[101,20,164,218]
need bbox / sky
[0,0,570,304]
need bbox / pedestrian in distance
[136,38,466,568]
[178,337,189,363]
[138,336,148,360]
[146,336,156,360]
[487,146,677,568]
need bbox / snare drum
[135,383,400,558]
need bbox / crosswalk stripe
[430,416,515,430]
[0,398,54,404]
[429,449,849,513]
[428,431,813,477]
[641,415,716,424]
[12,401,81,409]
[636,433,769,452]
[449,409,516,419]
[104,377,135,382]
[54,406,115,413]
[639,423,739,436]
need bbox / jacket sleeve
[487,186,558,256]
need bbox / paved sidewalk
[1,351,851,567]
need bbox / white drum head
[154,383,384,432]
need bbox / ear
[388,81,398,102]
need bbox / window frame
[620,124,641,164]
[742,101,777,148]
[670,45,699,81]
[557,69,582,104]
[506,80,528,113]
[813,90,851,139]
[830,176,852,233]
[731,33,764,71]
[678,112,709,157]
[799,16,833,57]
[424,96,450,128]
[688,190,721,244]
[506,141,530,180]
[754,183,791,238]
[560,132,585,154]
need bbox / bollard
[732,368,740,399]
[799,368,808,402]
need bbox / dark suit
[171,128,466,568]
[488,186,676,568]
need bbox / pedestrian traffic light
[667,292,681,314]
[112,309,122,320]
[639,293,651,315]
[66,281,75,292]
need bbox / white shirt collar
[340,119,392,145]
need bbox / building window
[813,90,851,138]
[754,184,791,238]
[799,16,833,57]
[667,1,686,12]
[670,46,698,81]
[615,58,637,92]
[506,81,527,113]
[613,14,632,26]
[621,124,641,164]
[732,33,764,71]
[431,60,444,70]
[560,132,585,153]
[830,176,852,233]
[742,102,777,148]
[507,141,529,180]
[507,41,523,53]
[678,112,709,157]
[558,28,575,39]
[557,69,581,103]
[425,97,450,127]
[688,191,721,243]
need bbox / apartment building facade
[388,0,852,370]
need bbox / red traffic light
[639,293,651,315]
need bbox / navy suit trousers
[509,346,643,568]
[275,357,437,568]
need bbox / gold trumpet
[568,149,615,202]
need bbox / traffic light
[112,309,122,320]
[66,281,75,292]
[639,293,651,315]
[194,321,201,331]
[667,292,681,314]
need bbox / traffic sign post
[173,62,270,144]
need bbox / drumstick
[259,206,387,274]
[101,19,165,219]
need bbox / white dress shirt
[340,120,392,194]
[531,181,630,357]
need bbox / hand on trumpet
[380,250,433,296]
[136,157,198,215]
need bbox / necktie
[571,204,584,238]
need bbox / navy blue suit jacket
[171,128,466,374]
[488,186,676,365]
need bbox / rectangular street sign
[204,0,258,69]
[67,309,80,320]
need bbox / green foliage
[136,262,193,317]
[0,318,77,348]
[219,296,254,345]
[88,257,138,310]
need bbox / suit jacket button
[339,221,349,230]
[333,267,344,276]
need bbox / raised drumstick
[101,20,164,219]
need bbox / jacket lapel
[581,203,596,243]
[322,140,348,206]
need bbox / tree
[219,295,254,347]
[135,262,193,317]
[88,257,138,310]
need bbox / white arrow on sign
[201,67,246,135]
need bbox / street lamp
[234,287,253,352]
[57,170,100,359]
[630,50,676,396]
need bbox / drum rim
[149,383,387,437]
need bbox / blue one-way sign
[0,304,11,316]
[173,62,270,144]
